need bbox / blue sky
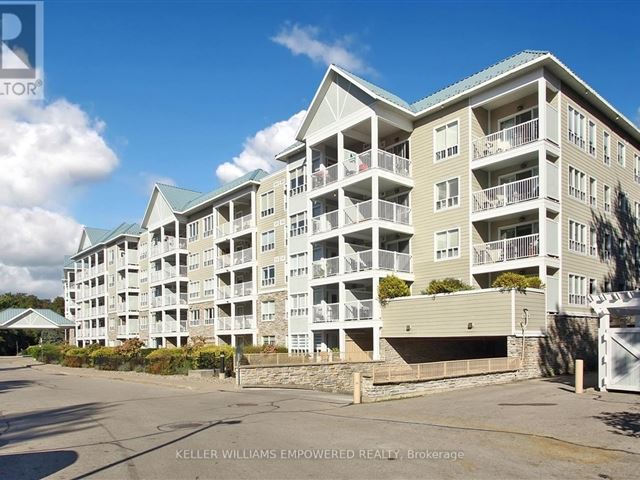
[43,0,640,227]
[1,0,639,297]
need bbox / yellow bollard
[353,372,362,404]
[575,359,584,394]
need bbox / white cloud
[272,24,374,75]
[0,98,118,208]
[215,110,306,183]
[0,97,118,298]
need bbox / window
[289,252,308,277]
[568,220,586,254]
[617,141,626,167]
[108,274,114,287]
[203,248,214,267]
[189,281,200,299]
[589,278,598,296]
[604,185,611,212]
[568,274,586,305]
[261,301,275,321]
[435,178,459,211]
[190,309,200,327]
[261,230,275,252]
[589,177,597,207]
[188,253,200,271]
[435,228,460,260]
[262,335,276,346]
[635,154,640,184]
[261,191,275,217]
[261,265,275,287]
[140,316,148,329]
[587,120,596,156]
[618,191,629,213]
[568,106,586,149]
[568,166,586,202]
[204,308,215,325]
[203,278,215,297]
[589,227,598,257]
[434,121,459,161]
[108,249,115,265]
[290,212,307,237]
[290,334,308,353]
[603,131,611,165]
[203,214,215,238]
[290,293,308,316]
[603,232,612,260]
[289,165,306,196]
[604,280,612,293]
[188,221,199,242]
[619,238,626,257]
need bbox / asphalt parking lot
[0,356,638,479]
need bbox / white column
[337,131,344,180]
[371,115,379,162]
[537,77,547,142]
[339,328,346,353]
[598,314,610,391]
[373,326,381,360]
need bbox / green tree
[378,275,411,306]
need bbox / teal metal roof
[0,308,74,328]
[181,169,269,212]
[276,141,305,158]
[410,50,549,112]
[333,50,549,115]
[156,183,203,211]
[63,255,74,268]
[84,227,110,245]
[100,222,144,243]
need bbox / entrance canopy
[0,308,74,330]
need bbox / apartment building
[64,50,640,356]
[66,223,143,346]
[275,50,640,358]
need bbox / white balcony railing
[344,250,373,274]
[377,150,411,177]
[473,234,540,266]
[311,163,339,190]
[233,213,253,233]
[344,200,372,225]
[216,222,231,237]
[312,210,340,235]
[233,247,253,266]
[472,176,539,213]
[216,285,231,300]
[233,281,253,297]
[234,315,255,330]
[378,200,411,225]
[312,303,340,323]
[216,253,231,269]
[216,317,232,331]
[163,293,188,307]
[312,257,340,279]
[151,296,163,308]
[344,150,372,177]
[344,299,374,321]
[379,250,412,273]
[473,118,539,160]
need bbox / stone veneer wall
[188,301,216,342]
[256,291,288,346]
[239,361,381,394]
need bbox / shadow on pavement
[0,379,34,394]
[0,403,107,448]
[0,450,78,479]
[595,411,640,438]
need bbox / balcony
[379,250,411,273]
[344,299,374,321]
[233,281,253,297]
[163,319,188,334]
[472,176,540,213]
[312,211,340,235]
[163,293,188,307]
[312,257,340,279]
[473,119,539,161]
[473,234,539,266]
[232,214,253,233]
[216,285,232,300]
[344,200,411,227]
[344,250,372,274]
[312,303,340,323]
[311,163,339,190]
[216,315,255,331]
[232,247,253,266]
[216,253,231,269]
[150,238,187,257]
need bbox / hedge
[62,348,91,368]
[25,344,65,364]
[191,345,235,372]
[144,348,193,375]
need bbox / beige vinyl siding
[382,289,545,338]
[410,100,470,291]
[560,85,640,312]
[256,170,287,292]
[185,206,215,287]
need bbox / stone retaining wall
[362,370,519,402]
[238,361,380,394]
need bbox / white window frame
[188,281,200,299]
[290,293,308,317]
[203,248,214,267]
[261,300,275,322]
[290,212,307,237]
[589,177,597,208]
[603,131,611,166]
[289,252,308,277]
[188,252,200,271]
[587,119,597,157]
[603,232,612,260]
[190,309,200,327]
[187,221,199,243]
[568,220,587,254]
[635,154,640,184]
[434,228,460,261]
[261,230,276,252]
[203,278,215,297]
[261,191,275,217]
[289,165,306,196]
[262,335,276,346]
[603,184,611,212]
[261,265,275,287]
[617,141,626,168]
[568,273,587,306]
[567,105,586,150]
[568,166,586,202]
[589,227,598,257]
[203,214,215,238]
[204,308,215,325]
[433,119,460,162]
[434,177,460,211]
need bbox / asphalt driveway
[0,357,637,479]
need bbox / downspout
[520,308,529,363]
